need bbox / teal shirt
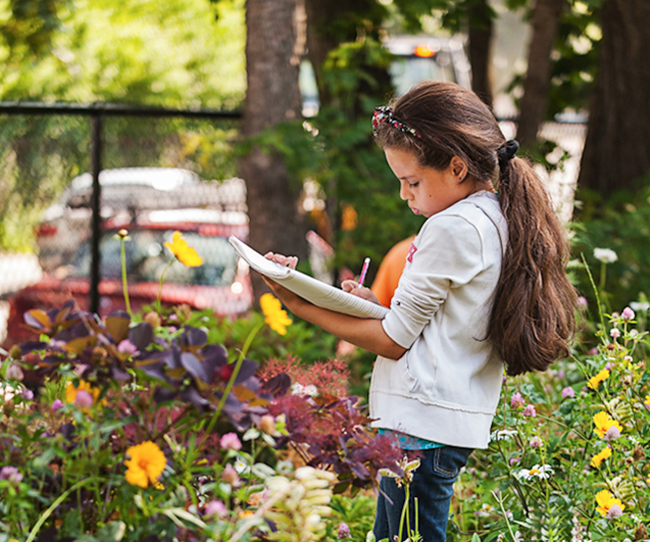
[379,429,446,450]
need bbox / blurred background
[2,0,649,345]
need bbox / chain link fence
[0,103,250,344]
[0,104,587,344]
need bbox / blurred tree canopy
[0,0,246,107]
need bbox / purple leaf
[129,323,154,350]
[180,352,209,382]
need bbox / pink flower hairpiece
[372,106,421,139]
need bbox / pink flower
[621,307,635,321]
[529,436,543,448]
[605,362,613,371]
[205,500,227,518]
[577,296,589,308]
[52,399,64,412]
[589,347,599,356]
[221,464,240,486]
[220,432,242,451]
[21,389,34,401]
[511,392,525,409]
[610,328,621,339]
[561,387,575,399]
[607,504,623,519]
[117,339,138,356]
[509,457,521,466]
[604,426,621,441]
[523,405,537,417]
[338,523,351,539]
[74,390,94,409]
[0,466,23,485]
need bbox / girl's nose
[399,183,410,201]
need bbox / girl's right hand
[341,280,380,304]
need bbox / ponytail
[489,156,577,376]
[372,81,577,376]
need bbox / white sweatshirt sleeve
[382,213,486,349]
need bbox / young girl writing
[263,81,576,541]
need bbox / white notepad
[229,236,389,320]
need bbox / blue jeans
[373,445,473,542]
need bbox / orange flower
[65,380,102,407]
[164,231,203,267]
[124,441,167,489]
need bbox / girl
[263,81,576,541]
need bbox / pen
[358,257,371,287]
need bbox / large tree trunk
[516,0,566,148]
[240,0,306,301]
[578,0,650,197]
[467,0,494,107]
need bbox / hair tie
[372,106,421,139]
[498,140,519,163]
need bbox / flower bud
[5,364,24,381]
[143,311,161,329]
[257,414,276,435]
[633,445,645,462]
[118,229,129,239]
[221,464,240,486]
[634,523,648,540]
[9,345,22,360]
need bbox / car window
[71,230,238,287]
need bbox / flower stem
[196,320,265,454]
[26,478,95,542]
[120,235,132,318]
[156,259,175,314]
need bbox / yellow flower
[588,368,610,389]
[595,489,625,518]
[164,231,203,267]
[260,293,292,335]
[593,411,623,438]
[645,395,650,406]
[590,446,612,468]
[65,380,102,405]
[124,441,167,489]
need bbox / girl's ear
[450,156,468,181]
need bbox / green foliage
[0,0,245,107]
[571,180,650,313]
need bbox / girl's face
[384,147,477,218]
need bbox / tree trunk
[578,0,650,197]
[239,0,306,301]
[516,0,566,148]
[467,0,494,107]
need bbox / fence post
[90,113,103,315]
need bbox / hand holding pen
[358,257,371,287]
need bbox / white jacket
[369,191,507,449]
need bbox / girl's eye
[409,182,419,188]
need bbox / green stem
[26,478,95,542]
[581,253,607,339]
[120,236,132,318]
[196,320,265,455]
[492,490,517,542]
[156,259,175,313]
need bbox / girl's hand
[264,252,298,269]
[341,280,380,304]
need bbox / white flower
[594,248,618,263]
[291,383,319,397]
[517,464,554,480]
[630,301,649,312]
[490,429,518,442]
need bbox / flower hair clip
[372,106,421,139]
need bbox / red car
[3,169,253,345]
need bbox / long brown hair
[374,81,576,376]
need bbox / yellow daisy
[164,231,203,267]
[593,411,623,438]
[590,446,612,468]
[588,369,610,390]
[124,441,167,489]
[595,489,625,518]
[260,293,292,335]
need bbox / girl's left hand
[262,252,303,309]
